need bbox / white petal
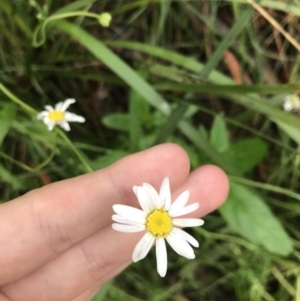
[166,231,195,259]
[170,203,199,218]
[112,214,145,225]
[133,186,138,195]
[64,112,85,123]
[47,121,55,131]
[61,98,76,111]
[283,102,293,111]
[156,237,167,277]
[112,204,146,219]
[37,111,48,119]
[112,223,145,233]
[142,183,161,208]
[172,227,199,247]
[43,116,50,124]
[136,186,152,214]
[160,177,171,210]
[45,105,53,112]
[172,218,204,228]
[132,232,155,262]
[59,120,70,131]
[55,102,63,111]
[168,191,190,216]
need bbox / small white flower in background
[37,99,85,131]
[112,177,204,277]
[283,94,300,112]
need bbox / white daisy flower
[37,99,85,131]
[112,177,204,277]
[283,94,300,112]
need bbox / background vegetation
[1,0,300,300]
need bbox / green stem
[33,11,101,47]
[0,151,33,172]
[229,176,300,202]
[0,132,58,172]
[59,131,93,173]
[0,83,36,114]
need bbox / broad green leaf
[91,151,129,170]
[102,113,130,132]
[219,183,293,256]
[210,115,229,152]
[224,138,267,173]
[178,121,239,174]
[0,103,16,145]
[199,125,209,141]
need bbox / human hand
[0,144,229,301]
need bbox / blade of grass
[161,83,300,128]
[55,20,171,115]
[55,20,239,174]
[153,7,253,145]
[105,40,234,84]
[229,176,300,202]
[0,83,36,114]
[0,103,16,146]
[200,6,253,77]
[154,81,300,95]
[153,103,188,145]
[113,0,300,18]
[55,0,98,14]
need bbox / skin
[0,143,229,301]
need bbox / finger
[0,293,11,301]
[1,165,229,301]
[0,143,190,285]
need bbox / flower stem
[0,83,36,114]
[59,131,93,173]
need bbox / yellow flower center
[291,96,299,105]
[48,111,64,122]
[146,209,172,237]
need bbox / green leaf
[199,125,209,141]
[0,165,23,190]
[105,40,234,84]
[55,21,171,115]
[54,21,238,174]
[210,115,229,152]
[102,113,130,132]
[219,183,293,256]
[55,0,97,14]
[0,103,16,146]
[90,280,113,301]
[129,72,150,151]
[91,151,129,170]
[224,138,267,173]
[275,119,300,145]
